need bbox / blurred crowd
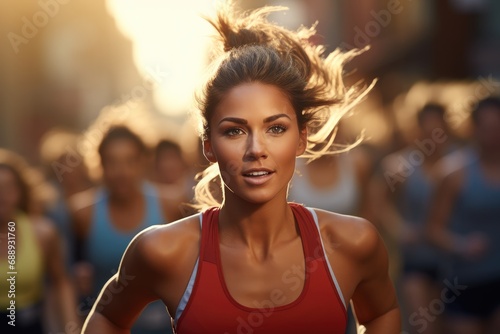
[1,83,499,334]
[1,1,500,334]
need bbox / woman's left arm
[350,221,401,333]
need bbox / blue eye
[268,125,287,134]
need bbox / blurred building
[0,0,144,163]
[1,0,499,164]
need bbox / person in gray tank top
[377,103,457,334]
[428,96,500,334]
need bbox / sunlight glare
[106,0,217,116]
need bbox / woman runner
[83,2,400,333]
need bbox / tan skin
[0,167,79,330]
[83,82,400,333]
[427,107,500,334]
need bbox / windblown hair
[193,1,374,210]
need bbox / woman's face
[204,82,306,205]
[0,167,22,217]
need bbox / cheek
[270,137,301,169]
[213,142,243,176]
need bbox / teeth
[245,171,270,176]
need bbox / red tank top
[175,203,347,334]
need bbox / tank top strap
[289,203,323,261]
[200,207,220,264]
[201,205,322,263]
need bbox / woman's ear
[203,140,217,163]
[296,128,307,156]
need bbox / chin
[226,186,285,206]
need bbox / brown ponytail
[193,1,374,210]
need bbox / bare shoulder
[311,208,381,261]
[115,213,203,308]
[127,213,202,274]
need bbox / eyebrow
[218,113,292,125]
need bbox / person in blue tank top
[428,96,500,334]
[71,126,185,334]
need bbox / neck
[219,189,296,254]
[108,187,143,206]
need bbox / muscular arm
[82,227,163,333]
[316,210,401,333]
[350,221,401,333]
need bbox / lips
[242,168,274,177]
[241,168,274,185]
[243,170,271,177]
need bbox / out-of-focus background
[1,0,500,161]
[1,1,499,333]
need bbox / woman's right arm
[82,226,165,333]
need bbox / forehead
[212,82,296,122]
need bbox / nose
[244,133,268,161]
